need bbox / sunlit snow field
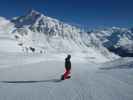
[0,51,133,100]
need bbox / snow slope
[0,38,22,52]
[0,52,133,100]
[0,17,22,52]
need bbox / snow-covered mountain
[11,10,84,53]
[87,27,133,57]
[0,9,117,62]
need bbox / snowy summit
[0,10,118,62]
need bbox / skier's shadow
[1,79,62,84]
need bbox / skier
[61,54,71,80]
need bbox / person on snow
[61,54,71,80]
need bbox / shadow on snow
[1,79,62,84]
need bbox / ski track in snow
[0,53,133,100]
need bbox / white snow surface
[0,52,133,100]
[0,37,22,52]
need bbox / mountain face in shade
[87,27,133,57]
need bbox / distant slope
[87,27,133,57]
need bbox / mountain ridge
[87,27,133,57]
[0,10,120,62]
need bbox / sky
[0,0,133,28]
